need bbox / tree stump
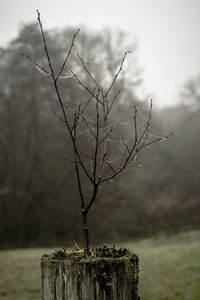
[41,254,139,300]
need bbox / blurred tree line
[0,23,199,248]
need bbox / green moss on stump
[42,245,136,261]
[41,246,139,300]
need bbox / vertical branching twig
[104,51,131,97]
[36,10,93,186]
[56,29,80,81]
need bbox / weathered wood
[41,255,139,300]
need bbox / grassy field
[0,231,200,300]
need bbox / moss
[42,245,137,263]
[42,248,85,262]
[91,245,131,259]
[42,251,140,299]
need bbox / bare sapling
[25,11,173,257]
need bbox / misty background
[0,0,200,249]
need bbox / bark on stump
[41,255,139,300]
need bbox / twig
[71,71,103,105]
[104,51,131,97]
[36,10,94,184]
[56,29,80,81]
[22,53,51,77]
[77,53,100,88]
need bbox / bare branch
[36,10,55,78]
[71,71,103,105]
[136,99,153,147]
[22,53,51,77]
[73,112,85,209]
[58,156,77,163]
[104,51,131,97]
[133,105,138,145]
[104,160,117,174]
[93,90,100,184]
[56,29,80,81]
[143,132,174,147]
[121,137,131,155]
[77,53,100,88]
[106,90,121,116]
[36,10,94,185]
[81,116,97,139]
[51,108,66,123]
[80,90,95,115]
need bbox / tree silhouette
[26,11,172,256]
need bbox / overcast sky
[0,0,200,107]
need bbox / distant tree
[181,75,200,110]
[0,23,77,246]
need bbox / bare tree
[26,11,172,257]
[181,75,200,110]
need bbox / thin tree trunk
[82,211,90,257]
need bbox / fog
[1,0,200,107]
[0,22,199,249]
[0,5,200,299]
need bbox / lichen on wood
[41,247,139,300]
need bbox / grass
[0,231,200,300]
[123,231,200,300]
